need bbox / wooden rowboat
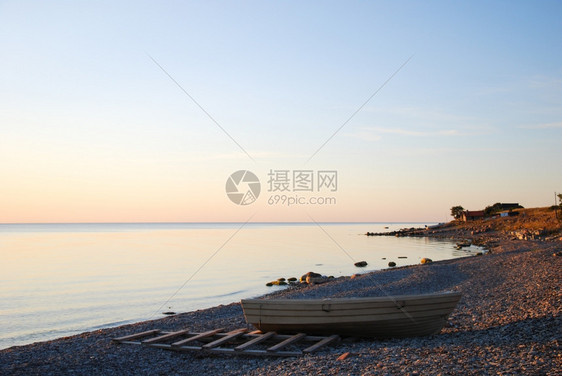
[241,291,461,338]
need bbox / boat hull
[241,292,461,338]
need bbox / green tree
[450,205,464,220]
[484,202,503,216]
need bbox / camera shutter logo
[225,170,261,205]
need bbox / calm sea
[0,222,477,349]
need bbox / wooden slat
[252,315,449,338]
[234,331,276,351]
[171,328,224,347]
[142,329,190,344]
[112,329,160,342]
[243,303,459,318]
[202,328,247,349]
[303,335,340,353]
[146,342,303,357]
[241,293,462,311]
[208,347,301,357]
[244,308,456,326]
[268,334,331,341]
[267,333,306,352]
[242,292,461,305]
[114,328,341,357]
[241,295,461,312]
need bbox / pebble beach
[1,220,560,375]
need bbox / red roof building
[461,210,485,221]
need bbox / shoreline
[1,223,560,375]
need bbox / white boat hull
[241,292,461,338]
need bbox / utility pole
[554,192,562,221]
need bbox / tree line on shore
[450,194,562,221]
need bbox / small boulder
[388,261,396,267]
[266,280,288,286]
[300,271,322,283]
[306,275,328,284]
[354,261,368,267]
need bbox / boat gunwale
[242,304,459,318]
[241,291,462,306]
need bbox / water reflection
[0,223,479,349]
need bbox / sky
[1,0,561,223]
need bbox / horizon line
[0,220,442,225]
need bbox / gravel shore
[1,232,560,375]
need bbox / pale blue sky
[1,1,561,222]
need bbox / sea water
[0,222,477,349]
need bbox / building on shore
[462,210,485,221]
[462,203,523,221]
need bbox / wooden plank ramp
[113,327,340,357]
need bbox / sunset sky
[1,1,561,223]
